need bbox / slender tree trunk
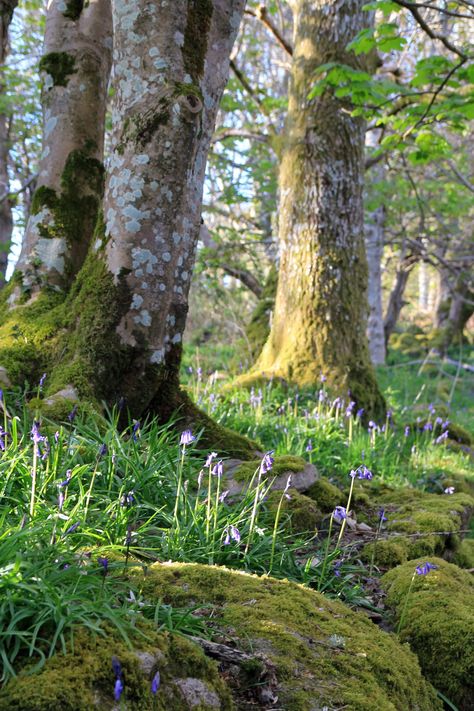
[14,0,112,296]
[383,258,415,346]
[365,206,386,365]
[418,261,429,310]
[0,0,18,287]
[434,270,474,355]
[251,0,385,418]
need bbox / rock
[44,386,79,406]
[0,367,11,388]
[174,678,221,709]
[223,455,318,497]
[382,557,474,710]
[135,562,442,711]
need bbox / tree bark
[251,0,385,418]
[383,258,415,346]
[0,0,18,287]
[14,0,112,295]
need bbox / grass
[0,344,472,685]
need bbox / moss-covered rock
[382,557,474,710]
[453,538,474,568]
[0,627,232,711]
[306,477,344,512]
[266,487,321,533]
[224,455,317,496]
[373,489,473,563]
[130,562,441,711]
[361,539,408,568]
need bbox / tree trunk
[365,205,386,365]
[434,271,474,355]
[0,0,18,287]
[14,0,112,296]
[383,259,414,346]
[251,0,385,418]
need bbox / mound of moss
[382,557,474,710]
[0,627,232,711]
[367,489,474,565]
[306,477,344,511]
[266,487,321,533]
[130,562,441,711]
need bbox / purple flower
[378,508,387,522]
[180,429,195,447]
[260,451,274,475]
[59,470,72,487]
[333,560,342,577]
[0,389,3,401]
[211,460,223,477]
[435,431,449,444]
[444,486,455,495]
[67,405,78,423]
[223,525,241,545]
[132,421,140,441]
[31,421,45,454]
[58,491,65,511]
[356,408,364,419]
[64,521,80,535]
[428,403,435,415]
[0,426,5,451]
[98,443,108,458]
[350,465,373,480]
[114,678,124,701]
[320,373,327,383]
[121,490,135,507]
[151,671,160,695]
[54,430,60,443]
[98,556,109,574]
[368,420,376,430]
[38,373,47,389]
[305,439,313,452]
[318,389,325,403]
[423,422,433,432]
[345,401,355,418]
[404,426,410,437]
[333,506,347,523]
[205,452,218,467]
[219,490,229,503]
[111,656,122,678]
[415,562,438,576]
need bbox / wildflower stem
[173,444,186,526]
[269,491,286,573]
[245,466,262,555]
[336,476,355,548]
[29,443,38,518]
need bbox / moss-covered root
[133,562,441,711]
[0,627,232,711]
[149,387,260,460]
[381,557,474,710]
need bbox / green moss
[39,52,76,87]
[62,0,84,20]
[382,557,474,710]
[0,626,232,710]
[306,478,343,512]
[182,0,213,81]
[130,563,441,710]
[233,455,307,483]
[361,540,408,568]
[266,488,321,533]
[453,538,474,568]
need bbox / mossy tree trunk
[14,0,112,296]
[47,0,246,417]
[253,0,385,418]
[0,0,18,287]
[434,270,474,355]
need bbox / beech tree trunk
[0,0,18,287]
[14,0,112,295]
[252,0,385,418]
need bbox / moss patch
[306,478,344,512]
[266,488,321,533]
[39,52,76,87]
[382,557,474,710]
[182,0,213,81]
[233,455,307,483]
[453,538,474,568]
[130,562,441,711]
[0,626,232,710]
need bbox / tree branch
[245,5,293,56]
[392,0,469,59]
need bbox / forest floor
[0,344,473,710]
